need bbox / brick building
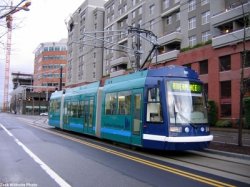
[33,39,67,92]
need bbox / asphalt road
[0,113,249,187]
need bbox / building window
[124,4,127,12]
[188,17,196,30]
[202,11,210,25]
[163,0,170,9]
[242,51,250,67]
[176,12,180,21]
[132,0,136,6]
[132,11,136,18]
[166,16,172,25]
[189,35,196,47]
[149,4,155,15]
[220,104,231,117]
[219,55,231,71]
[188,0,196,12]
[150,20,154,30]
[221,81,231,98]
[202,31,210,42]
[139,19,142,27]
[199,60,208,74]
[138,6,142,15]
[201,0,209,6]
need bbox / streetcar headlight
[206,127,210,132]
[169,126,182,133]
[184,127,190,133]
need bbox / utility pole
[135,24,141,70]
[238,1,248,146]
[59,65,63,91]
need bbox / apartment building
[33,39,67,92]
[66,0,105,87]
[103,0,250,123]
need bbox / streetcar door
[83,97,94,135]
[131,89,143,146]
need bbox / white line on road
[0,123,71,187]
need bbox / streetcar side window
[146,87,163,123]
[50,100,60,114]
[105,93,117,115]
[71,101,79,118]
[118,91,131,115]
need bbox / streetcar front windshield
[166,81,208,124]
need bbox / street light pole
[59,65,63,91]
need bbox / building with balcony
[33,39,67,92]
[103,0,211,76]
[211,0,250,48]
[66,0,250,124]
[66,0,105,87]
[102,0,250,124]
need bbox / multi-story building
[66,0,105,87]
[103,0,250,124]
[66,0,249,123]
[12,72,33,89]
[33,39,67,92]
[103,0,213,76]
[10,72,50,115]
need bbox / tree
[238,0,250,146]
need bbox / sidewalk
[209,127,250,156]
[210,127,250,134]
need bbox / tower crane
[2,1,31,112]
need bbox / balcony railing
[110,56,129,67]
[110,69,126,77]
[211,2,250,27]
[152,50,180,64]
[157,32,182,46]
[212,27,250,48]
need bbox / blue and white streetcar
[49,65,213,150]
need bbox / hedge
[215,120,232,128]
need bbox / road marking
[0,123,71,187]
[22,122,235,187]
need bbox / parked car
[40,112,48,116]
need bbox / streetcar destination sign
[171,82,202,93]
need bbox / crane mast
[2,1,31,112]
[3,15,13,112]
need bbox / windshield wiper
[176,112,198,129]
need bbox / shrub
[215,120,232,128]
[208,100,217,126]
[244,97,250,128]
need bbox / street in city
[0,113,250,187]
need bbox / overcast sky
[0,0,86,106]
[8,0,86,73]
